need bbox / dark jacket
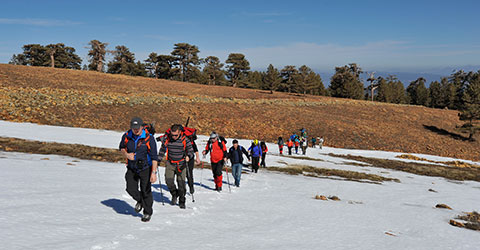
[228,145,250,164]
[119,129,158,172]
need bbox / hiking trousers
[260,153,266,167]
[125,167,153,215]
[251,157,260,173]
[165,161,187,204]
[187,157,195,194]
[211,160,224,189]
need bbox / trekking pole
[157,169,165,206]
[185,161,195,203]
[224,161,231,193]
[200,157,205,188]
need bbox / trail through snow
[0,121,479,250]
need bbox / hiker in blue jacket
[248,139,262,173]
[228,139,250,187]
[119,117,158,222]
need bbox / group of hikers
[119,117,323,222]
[277,129,324,156]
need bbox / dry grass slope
[1,64,479,161]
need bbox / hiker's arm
[120,148,135,161]
[150,160,158,183]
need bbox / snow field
[0,121,479,249]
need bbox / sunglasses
[171,133,180,137]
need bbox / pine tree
[440,77,456,109]
[280,65,299,93]
[329,63,364,99]
[145,52,160,78]
[157,55,179,80]
[87,40,108,72]
[225,53,250,87]
[263,64,282,93]
[107,45,138,75]
[458,72,480,140]
[245,71,264,89]
[407,77,428,106]
[171,43,200,82]
[428,80,444,108]
[203,56,225,85]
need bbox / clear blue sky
[1,0,479,74]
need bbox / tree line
[8,41,480,139]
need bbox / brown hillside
[0,64,478,161]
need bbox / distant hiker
[158,124,194,209]
[300,128,307,138]
[260,141,268,168]
[203,132,227,191]
[301,136,308,155]
[228,139,250,187]
[318,136,324,149]
[277,137,284,155]
[311,137,317,148]
[289,133,297,142]
[294,136,300,154]
[119,117,158,222]
[248,139,262,173]
[287,139,294,155]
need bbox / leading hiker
[158,124,194,209]
[119,117,158,222]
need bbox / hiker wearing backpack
[277,137,284,155]
[260,141,268,168]
[182,127,200,195]
[301,136,308,155]
[311,137,317,148]
[119,117,158,222]
[286,139,294,155]
[202,132,227,192]
[248,139,262,173]
[318,136,324,149]
[228,139,250,187]
[294,136,300,154]
[158,124,194,209]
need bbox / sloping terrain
[0,64,478,160]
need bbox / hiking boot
[134,202,143,213]
[170,194,178,206]
[141,214,151,222]
[217,186,222,192]
[179,202,186,209]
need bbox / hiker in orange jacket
[202,132,227,192]
[287,139,294,155]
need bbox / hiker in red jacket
[260,141,268,168]
[202,132,227,192]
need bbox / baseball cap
[130,117,143,129]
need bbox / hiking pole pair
[157,169,165,206]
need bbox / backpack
[142,123,156,136]
[156,126,197,143]
[207,135,227,153]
